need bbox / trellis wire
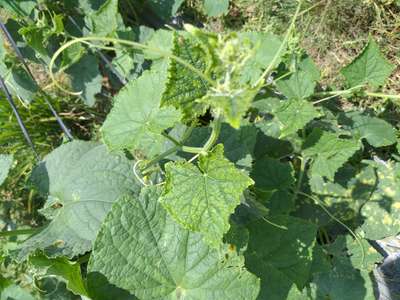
[0,21,74,141]
[0,75,39,161]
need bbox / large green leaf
[86,272,137,300]
[18,141,140,259]
[160,144,254,247]
[89,187,260,300]
[101,69,181,157]
[0,154,12,186]
[303,130,361,180]
[341,39,395,88]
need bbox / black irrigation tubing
[0,75,40,161]
[0,21,74,141]
[67,15,128,86]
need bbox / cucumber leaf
[160,144,253,247]
[303,130,361,180]
[101,69,181,157]
[18,141,140,259]
[340,112,397,148]
[341,39,395,89]
[89,187,260,300]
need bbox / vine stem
[313,85,400,105]
[298,191,365,268]
[365,91,400,100]
[312,85,365,105]
[183,111,223,154]
[293,156,307,201]
[49,36,216,95]
[253,0,303,88]
[142,113,222,172]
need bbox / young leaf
[162,33,210,120]
[89,187,260,300]
[201,87,260,129]
[203,0,230,17]
[18,141,140,259]
[0,154,12,186]
[303,130,361,180]
[160,144,254,247]
[341,39,395,89]
[101,70,181,157]
[276,71,316,99]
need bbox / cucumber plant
[1,0,400,299]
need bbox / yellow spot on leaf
[383,214,393,225]
[384,187,396,197]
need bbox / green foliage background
[1,0,400,299]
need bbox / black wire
[0,21,74,141]
[0,75,40,161]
